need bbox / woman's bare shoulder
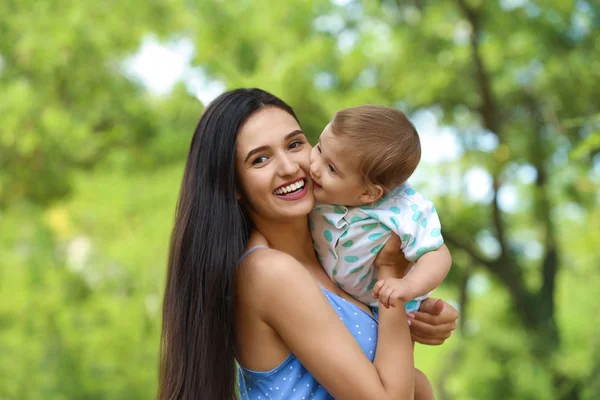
[241,231,306,279]
[237,244,316,309]
[239,247,305,284]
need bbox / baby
[309,105,452,399]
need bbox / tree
[0,0,190,207]
[2,0,598,398]
[187,0,600,397]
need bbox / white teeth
[274,179,305,195]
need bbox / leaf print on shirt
[370,244,384,254]
[366,278,378,291]
[368,232,384,241]
[351,216,365,223]
[416,247,429,257]
[358,267,372,282]
[349,265,365,274]
[365,212,380,220]
[410,204,422,222]
[334,205,346,214]
[322,215,334,225]
[361,222,378,231]
[405,299,419,310]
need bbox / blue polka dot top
[237,246,379,399]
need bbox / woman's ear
[359,184,384,204]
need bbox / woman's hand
[373,233,411,279]
[407,298,458,345]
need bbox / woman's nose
[279,154,300,176]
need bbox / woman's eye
[328,165,337,175]
[252,156,268,165]
[316,145,322,153]
[289,140,303,149]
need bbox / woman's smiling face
[235,106,315,222]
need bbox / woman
[159,88,458,399]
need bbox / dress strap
[238,245,269,264]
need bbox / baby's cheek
[315,187,333,203]
[313,188,327,202]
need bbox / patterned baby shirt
[309,182,444,307]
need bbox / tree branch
[456,0,510,264]
[456,0,499,135]
[525,94,560,341]
[457,264,472,333]
[443,233,497,270]
[444,232,537,328]
[435,263,470,400]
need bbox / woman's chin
[270,190,316,218]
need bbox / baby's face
[309,124,369,206]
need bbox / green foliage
[1,0,599,399]
[0,0,190,207]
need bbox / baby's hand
[372,278,416,309]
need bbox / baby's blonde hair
[331,105,421,193]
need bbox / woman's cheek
[303,147,313,165]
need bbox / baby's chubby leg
[414,368,434,400]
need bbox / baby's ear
[359,184,384,204]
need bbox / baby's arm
[373,244,451,308]
[402,243,451,297]
[373,187,451,307]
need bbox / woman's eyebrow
[284,129,304,140]
[244,130,304,162]
[245,145,269,162]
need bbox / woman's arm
[242,249,414,400]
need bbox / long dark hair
[158,88,299,400]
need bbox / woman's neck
[252,216,317,265]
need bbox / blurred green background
[1,0,599,399]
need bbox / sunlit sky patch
[125,35,194,96]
